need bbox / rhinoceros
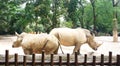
[49,28,101,54]
[12,32,60,55]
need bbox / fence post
[32,54,35,66]
[14,53,18,66]
[84,54,87,66]
[41,50,45,66]
[100,54,104,66]
[117,55,120,66]
[108,52,112,66]
[23,56,26,66]
[67,54,70,66]
[74,52,78,66]
[50,54,54,66]
[3,50,120,66]
[5,50,9,66]
[92,56,96,66]
[59,56,62,66]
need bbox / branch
[79,0,82,5]
[90,0,95,7]
[112,0,120,7]
[78,0,83,7]
[115,0,120,6]
[90,0,95,4]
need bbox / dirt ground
[0,35,120,56]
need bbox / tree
[67,0,79,28]
[0,0,120,35]
[51,0,59,29]
[77,0,85,28]
[95,0,113,34]
[0,0,33,34]
[112,0,120,42]
[0,0,20,34]
[90,0,97,35]
[51,0,65,29]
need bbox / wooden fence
[0,50,120,66]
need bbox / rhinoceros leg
[73,44,81,55]
[54,47,59,54]
[77,50,80,55]
[23,48,33,55]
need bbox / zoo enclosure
[0,50,120,66]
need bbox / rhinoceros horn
[15,32,20,37]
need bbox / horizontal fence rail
[0,50,120,66]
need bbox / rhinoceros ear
[15,32,19,37]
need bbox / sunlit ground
[0,35,120,56]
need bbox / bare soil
[0,35,120,62]
[0,35,120,56]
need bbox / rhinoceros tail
[56,33,64,54]
[58,41,64,54]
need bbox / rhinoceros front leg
[73,44,81,55]
[23,49,33,55]
[53,47,59,54]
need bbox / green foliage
[0,0,120,35]
[0,22,9,34]
[0,0,18,34]
[61,21,73,28]
[67,0,79,28]
[95,0,113,33]
[84,4,93,29]
[24,23,44,32]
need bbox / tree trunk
[112,0,119,42]
[90,0,97,35]
[79,0,84,28]
[51,0,60,29]
[113,18,118,42]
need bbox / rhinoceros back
[49,28,87,46]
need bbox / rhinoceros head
[87,36,101,50]
[12,32,25,48]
